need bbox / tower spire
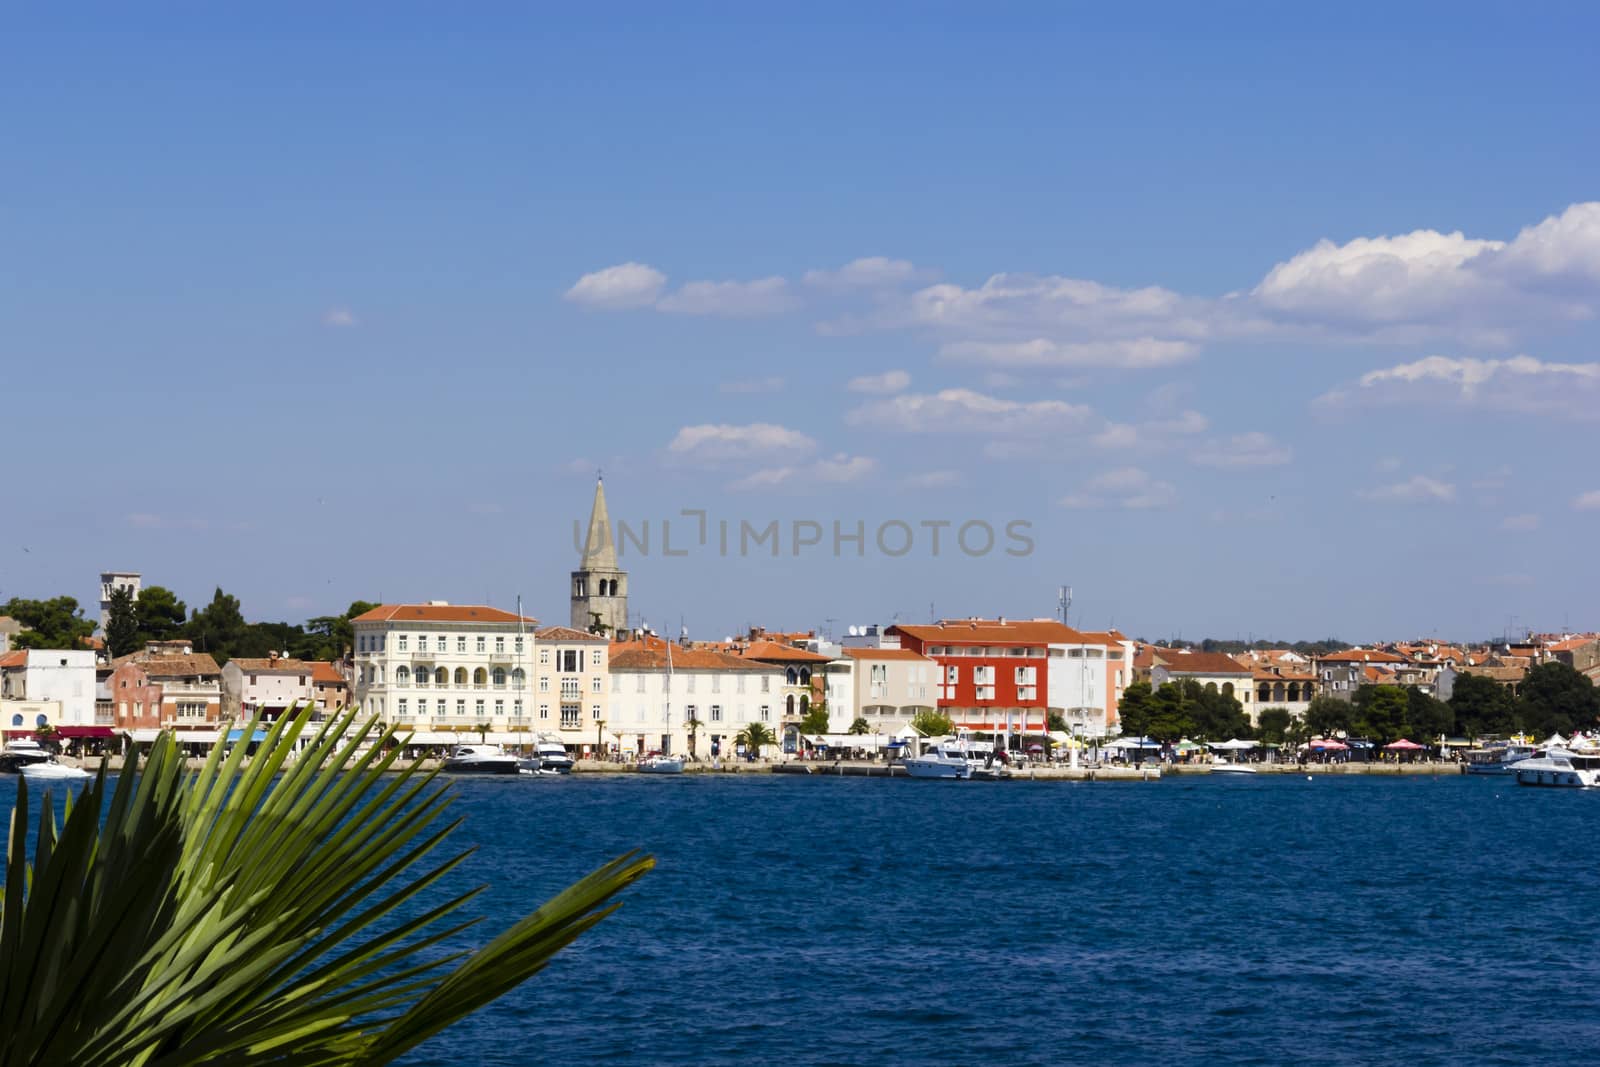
[580,476,618,571]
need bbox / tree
[1518,662,1600,737]
[0,706,650,1065]
[1257,707,1291,745]
[1144,683,1195,742]
[186,587,249,664]
[134,585,187,644]
[910,709,954,737]
[1352,685,1408,742]
[1187,681,1250,740]
[1305,695,1351,738]
[1116,681,1155,738]
[685,714,703,760]
[304,600,377,660]
[737,721,778,755]
[1403,687,1453,743]
[1450,672,1517,737]
[848,716,870,734]
[799,702,831,735]
[2,596,97,650]
[1046,710,1068,733]
[104,586,140,658]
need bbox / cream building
[350,602,538,731]
[607,638,785,759]
[533,625,609,754]
[841,647,938,733]
[221,654,316,720]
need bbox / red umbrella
[1384,739,1424,750]
[1309,738,1349,751]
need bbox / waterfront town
[3,480,1598,768]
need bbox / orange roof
[1153,651,1252,675]
[310,662,345,684]
[535,625,607,643]
[738,641,833,664]
[1550,636,1599,651]
[135,654,221,678]
[892,619,1085,646]
[232,657,316,673]
[609,645,769,672]
[0,650,26,669]
[354,604,538,625]
[842,647,934,662]
[1318,648,1408,664]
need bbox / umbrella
[1209,738,1257,751]
[1173,739,1204,753]
[1383,739,1424,750]
[1309,738,1349,751]
[1028,744,1044,752]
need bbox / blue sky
[4,2,1598,643]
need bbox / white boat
[638,755,684,774]
[440,744,520,775]
[20,760,93,782]
[534,740,574,774]
[1464,744,1535,775]
[0,739,53,773]
[1211,759,1258,775]
[1510,748,1600,788]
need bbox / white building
[607,639,785,759]
[840,647,937,733]
[222,655,318,720]
[1049,629,1135,739]
[1,648,98,730]
[350,602,538,731]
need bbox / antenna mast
[1058,585,1072,627]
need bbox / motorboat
[1211,759,1258,775]
[638,755,684,774]
[1510,748,1600,788]
[902,737,980,780]
[440,744,520,775]
[534,740,574,774]
[0,739,53,773]
[1464,744,1535,775]
[19,760,93,782]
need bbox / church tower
[571,477,628,634]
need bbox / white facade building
[534,626,609,753]
[350,602,538,731]
[1,649,97,728]
[607,640,785,759]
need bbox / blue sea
[11,772,1600,1064]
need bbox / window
[760,704,770,721]
[540,649,550,665]
[250,675,258,686]
[396,635,406,652]
[870,664,888,699]
[454,667,468,686]
[495,699,505,717]
[560,704,580,728]
[560,649,582,672]
[737,675,746,694]
[435,636,447,652]
[457,636,466,653]
[591,704,601,721]
[540,677,550,693]
[456,700,466,716]
[539,703,550,720]
[475,699,485,717]
[685,704,697,723]
[493,668,507,688]
[561,678,580,699]
[513,699,521,717]
[398,698,408,717]
[711,675,721,694]
[397,666,410,686]
[434,667,448,686]
[513,668,526,689]
[591,676,601,693]
[515,636,524,653]
[1015,666,1036,685]
[612,673,622,692]
[437,700,447,717]
[974,666,995,684]
[975,686,996,701]
[635,675,645,693]
[761,676,770,693]
[477,635,486,652]
[10,714,20,727]
[711,704,723,722]
[686,674,697,694]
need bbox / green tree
[2,596,97,650]
[1403,687,1453,742]
[737,721,778,753]
[305,600,378,660]
[1257,707,1291,745]
[1518,661,1600,737]
[848,716,870,734]
[0,706,649,1065]
[1144,683,1195,743]
[104,586,140,658]
[1188,681,1250,740]
[1305,695,1352,738]
[799,702,831,735]
[186,587,249,664]
[910,709,955,737]
[1352,685,1408,742]
[1449,671,1518,737]
[1116,681,1155,738]
[1046,710,1068,733]
[133,585,188,644]
[685,714,703,760]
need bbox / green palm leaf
[0,705,651,1066]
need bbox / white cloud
[1479,202,1600,292]
[1191,432,1293,468]
[1060,467,1177,511]
[1501,513,1541,531]
[1358,476,1456,503]
[846,369,911,394]
[322,307,358,328]
[1319,354,1600,419]
[941,337,1199,369]
[666,423,816,464]
[1094,410,1209,450]
[803,257,926,289]
[1574,490,1600,511]
[657,277,793,316]
[902,470,964,490]
[564,262,667,309]
[729,453,876,492]
[846,388,1097,436]
[720,376,786,394]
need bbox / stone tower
[570,477,628,634]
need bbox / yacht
[20,760,93,782]
[440,744,521,775]
[638,754,684,774]
[0,739,53,773]
[1510,748,1600,788]
[1211,759,1258,775]
[903,738,979,780]
[534,740,575,774]
[1464,744,1535,775]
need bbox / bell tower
[571,476,628,634]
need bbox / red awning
[56,726,116,738]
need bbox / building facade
[350,602,538,730]
[109,653,224,733]
[607,638,784,758]
[840,647,937,733]
[534,625,609,751]
[570,478,628,634]
[221,655,318,720]
[0,648,99,730]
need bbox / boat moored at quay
[1510,748,1600,788]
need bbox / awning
[225,728,269,744]
[1208,738,1257,751]
[56,726,115,739]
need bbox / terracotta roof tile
[231,658,316,673]
[892,619,1086,645]
[738,641,834,663]
[1317,648,1408,664]
[0,651,26,669]
[136,654,221,678]
[310,662,345,684]
[354,604,538,625]
[535,626,607,643]
[608,646,769,672]
[841,647,934,662]
[1153,650,1253,675]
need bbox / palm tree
[475,720,492,742]
[0,705,651,1066]
[737,722,778,758]
[685,715,703,760]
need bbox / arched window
[434,667,448,686]
[1272,682,1285,703]
[1288,682,1301,702]
[1221,682,1234,699]
[1204,682,1218,694]
[512,668,525,689]
[799,695,809,715]
[786,667,798,685]
[10,714,20,727]
[799,668,812,686]
[397,666,410,686]
[36,714,49,729]
[1257,684,1270,702]
[785,694,795,717]
[454,667,468,686]
[493,667,507,687]
[473,667,488,687]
